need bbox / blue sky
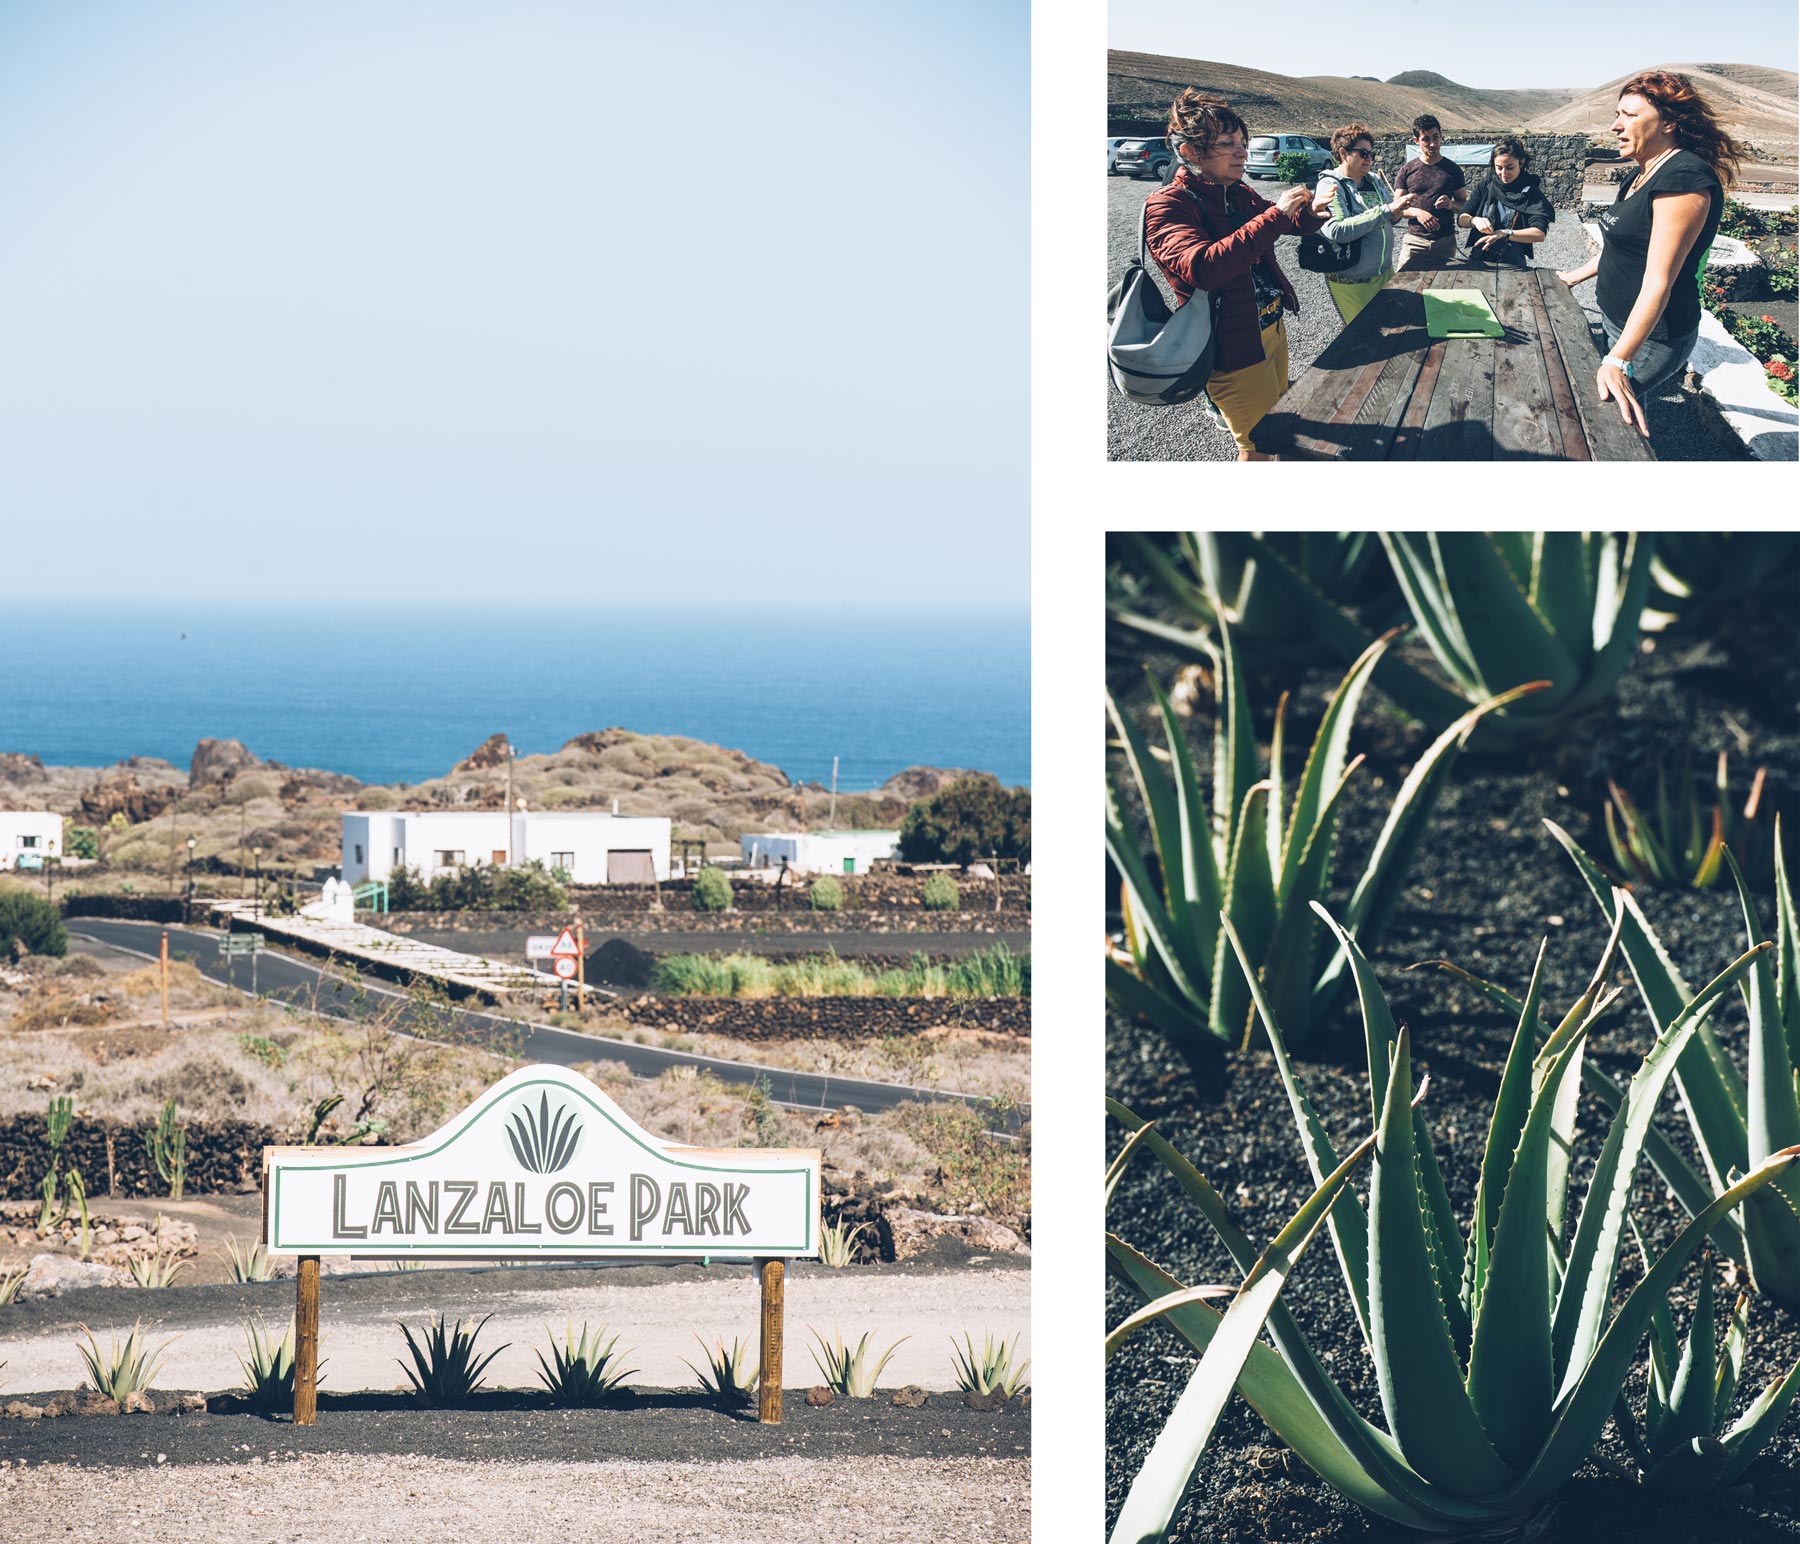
[0,1,1027,606]
[1109,3,1798,90]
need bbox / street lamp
[185,836,197,922]
[252,845,263,922]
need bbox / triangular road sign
[550,926,580,958]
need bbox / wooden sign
[263,1065,821,1427]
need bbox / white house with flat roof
[739,829,900,876]
[342,810,671,887]
[1,811,62,869]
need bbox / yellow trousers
[1326,271,1391,324]
[1205,320,1289,456]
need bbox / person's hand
[1433,194,1455,211]
[1555,269,1585,287]
[1387,191,1415,217]
[1474,232,1507,252]
[1470,216,1494,235]
[1312,195,1336,219]
[1597,361,1648,438]
[1416,212,1441,234]
[1276,186,1311,222]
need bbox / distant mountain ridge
[1109,51,1798,157]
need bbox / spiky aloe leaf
[1368,1025,1515,1492]
[1107,1125,1378,1544]
[1551,934,1770,1394]
[1105,1235,1440,1532]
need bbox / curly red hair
[1618,70,1745,189]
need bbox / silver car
[1245,134,1334,182]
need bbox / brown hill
[1108,50,1576,133]
[1525,63,1798,159]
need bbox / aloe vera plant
[1106,621,1530,1057]
[808,1326,907,1398]
[1242,530,1655,744]
[1109,531,1393,664]
[1614,1240,1800,1494]
[396,1312,509,1405]
[1604,754,1771,890]
[1648,531,1800,623]
[683,1334,757,1404]
[1550,816,1800,1310]
[1107,906,1790,1536]
[534,1321,636,1405]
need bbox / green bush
[63,824,100,861]
[1719,308,1796,363]
[808,877,844,912]
[1276,149,1314,185]
[0,891,67,957]
[921,873,960,912]
[899,776,1030,865]
[692,866,733,913]
[381,860,566,912]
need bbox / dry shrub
[11,993,118,1032]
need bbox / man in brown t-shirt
[1393,115,1467,270]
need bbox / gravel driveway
[1106,172,1744,461]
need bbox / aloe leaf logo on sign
[507,1092,583,1175]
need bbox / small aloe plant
[236,1314,325,1415]
[396,1312,509,1405]
[1242,530,1655,743]
[77,1320,177,1402]
[1603,754,1771,891]
[817,1218,871,1268]
[683,1334,757,1405]
[220,1235,273,1283]
[1550,816,1800,1312]
[1107,620,1530,1057]
[1108,905,1791,1536]
[128,1250,189,1290]
[534,1321,636,1405]
[0,1265,27,1306]
[1614,1239,1800,1494]
[807,1327,907,1399]
[950,1330,1031,1399]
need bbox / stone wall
[595,993,1030,1041]
[0,1115,274,1200]
[1355,133,1592,209]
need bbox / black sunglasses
[1347,146,1374,157]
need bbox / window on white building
[435,849,465,866]
[551,851,575,872]
[18,835,38,848]
[354,844,365,864]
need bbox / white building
[1,811,62,869]
[341,810,672,887]
[739,829,900,876]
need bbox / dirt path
[0,1454,1032,1543]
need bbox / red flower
[1765,315,1778,323]
[1769,359,1794,380]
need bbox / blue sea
[1,603,1029,791]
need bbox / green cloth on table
[1423,289,1503,338]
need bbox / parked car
[1107,137,1134,175]
[1114,138,1175,182]
[1245,134,1334,182]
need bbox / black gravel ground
[1107,591,1800,1542]
[0,1386,1028,1467]
[1106,173,1746,461]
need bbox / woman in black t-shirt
[1556,69,1741,439]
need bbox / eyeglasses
[1347,147,1374,158]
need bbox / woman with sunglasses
[1311,124,1418,323]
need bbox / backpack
[1296,172,1365,274]
[1106,194,1222,406]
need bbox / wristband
[1602,354,1635,379]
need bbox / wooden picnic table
[1250,266,1657,461]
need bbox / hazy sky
[0,1,1027,605]
[1110,2,1799,90]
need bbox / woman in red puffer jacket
[1144,90,1326,460]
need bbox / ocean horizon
[2,601,1029,792]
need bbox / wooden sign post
[266,1065,820,1428]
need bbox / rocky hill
[1109,52,1796,160]
[1108,50,1576,134]
[1524,63,1798,159]
[0,731,995,876]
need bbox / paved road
[66,920,1020,1128]
[1107,173,1744,461]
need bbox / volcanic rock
[877,1207,1025,1261]
[455,733,514,772]
[189,738,261,786]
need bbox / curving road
[65,919,1023,1130]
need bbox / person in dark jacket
[1143,89,1327,460]
[1456,136,1553,267]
